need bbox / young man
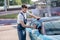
[32,2,47,17]
[17,5,40,40]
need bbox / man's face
[37,4,46,10]
[22,8,28,13]
[37,5,41,9]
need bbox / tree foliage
[0,0,31,6]
[0,0,4,6]
[14,0,22,5]
[21,0,31,4]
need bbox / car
[26,16,60,40]
[51,7,60,16]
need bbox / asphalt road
[0,19,17,25]
[0,10,20,16]
[0,19,31,25]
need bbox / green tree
[27,0,31,4]
[0,0,4,6]
[21,0,31,4]
[14,0,22,5]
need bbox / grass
[0,14,18,19]
[0,13,31,19]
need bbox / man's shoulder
[18,12,23,16]
[18,11,22,14]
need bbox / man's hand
[33,24,37,29]
[36,17,40,20]
[29,13,40,20]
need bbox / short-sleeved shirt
[17,11,30,24]
[31,8,40,17]
[31,8,47,17]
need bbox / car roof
[40,16,60,34]
[40,16,60,22]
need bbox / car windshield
[44,20,60,35]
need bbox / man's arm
[20,21,36,28]
[29,13,40,19]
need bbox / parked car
[26,16,60,40]
[51,7,60,16]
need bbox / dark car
[51,7,60,16]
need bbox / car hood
[26,28,60,40]
[45,35,60,40]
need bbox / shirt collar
[21,11,27,13]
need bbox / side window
[44,20,60,35]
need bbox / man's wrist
[31,26,33,28]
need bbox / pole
[7,0,9,8]
[4,0,7,11]
[46,0,51,17]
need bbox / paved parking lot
[0,25,31,40]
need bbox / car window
[43,20,60,35]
